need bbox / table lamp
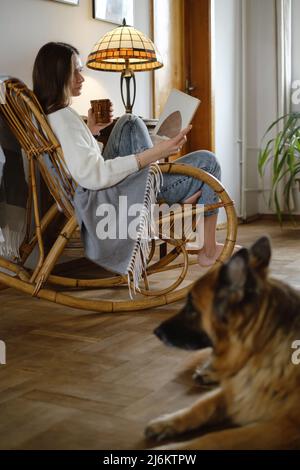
[86,19,163,113]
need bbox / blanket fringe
[127,164,163,298]
[0,226,24,259]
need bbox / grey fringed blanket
[73,164,162,296]
[0,114,28,258]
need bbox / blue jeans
[103,114,221,216]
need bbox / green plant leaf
[262,113,289,139]
[258,141,273,176]
[274,189,283,224]
[259,112,300,220]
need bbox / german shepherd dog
[145,237,300,449]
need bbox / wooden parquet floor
[0,220,300,449]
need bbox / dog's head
[154,237,272,356]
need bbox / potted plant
[259,112,300,222]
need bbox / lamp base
[120,68,136,113]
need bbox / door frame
[150,0,214,152]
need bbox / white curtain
[275,0,293,209]
[276,0,292,117]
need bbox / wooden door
[151,0,186,116]
[152,0,214,153]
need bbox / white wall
[245,0,300,216]
[0,0,152,118]
[213,0,241,219]
[214,0,285,219]
[245,0,278,216]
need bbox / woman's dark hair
[33,42,79,114]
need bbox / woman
[33,42,223,266]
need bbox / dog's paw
[193,368,218,387]
[193,362,219,388]
[145,415,178,442]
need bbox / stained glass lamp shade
[86,19,163,113]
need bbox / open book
[151,89,200,144]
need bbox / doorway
[151,0,214,153]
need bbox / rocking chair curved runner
[0,78,238,312]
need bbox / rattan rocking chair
[0,78,238,312]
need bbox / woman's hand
[87,102,114,135]
[153,126,191,159]
[136,126,192,169]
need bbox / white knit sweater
[48,107,138,190]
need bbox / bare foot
[198,243,243,267]
[197,243,224,267]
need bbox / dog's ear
[218,248,250,298]
[214,248,251,322]
[249,236,271,276]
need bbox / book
[152,89,201,140]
